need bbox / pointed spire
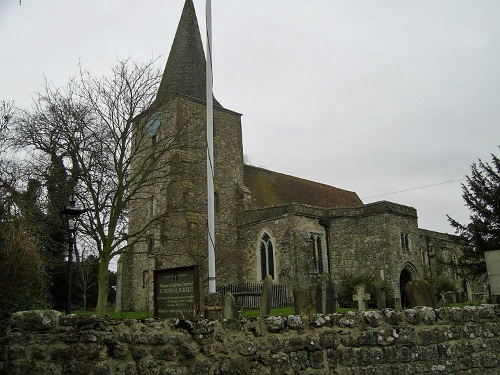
[156,0,221,107]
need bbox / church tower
[116,0,244,312]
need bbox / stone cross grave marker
[223,292,237,319]
[316,273,336,314]
[353,284,371,311]
[259,275,273,317]
[374,270,388,310]
[293,287,309,315]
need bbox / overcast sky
[1,0,499,235]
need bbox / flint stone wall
[2,305,500,375]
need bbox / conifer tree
[448,149,500,278]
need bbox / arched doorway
[400,269,413,309]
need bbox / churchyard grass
[72,309,153,319]
[241,306,355,318]
[71,301,477,320]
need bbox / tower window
[149,196,155,217]
[258,232,275,281]
[147,235,155,253]
[401,233,410,252]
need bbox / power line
[362,178,464,200]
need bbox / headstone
[204,292,223,320]
[352,284,371,311]
[394,296,401,311]
[315,273,336,314]
[223,292,237,319]
[293,287,309,315]
[308,284,317,308]
[259,275,273,317]
[405,280,436,308]
[374,270,388,309]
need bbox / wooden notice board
[154,266,200,319]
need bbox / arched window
[311,233,328,274]
[258,232,275,281]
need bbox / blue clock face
[146,113,161,137]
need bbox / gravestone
[353,284,370,311]
[316,273,336,314]
[259,275,273,317]
[293,287,309,315]
[374,270,388,309]
[205,292,223,320]
[394,296,401,311]
[223,292,237,319]
[309,285,317,308]
[406,280,436,308]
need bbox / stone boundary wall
[1,305,500,375]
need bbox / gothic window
[149,196,155,218]
[147,235,154,253]
[420,247,429,266]
[142,270,149,288]
[258,232,275,281]
[311,233,328,274]
[450,252,459,281]
[401,233,410,252]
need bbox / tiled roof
[156,0,221,107]
[243,165,363,209]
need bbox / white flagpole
[206,0,216,294]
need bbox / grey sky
[1,0,499,235]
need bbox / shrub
[0,218,50,315]
[337,273,377,308]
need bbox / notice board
[485,250,500,296]
[154,266,200,319]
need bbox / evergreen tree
[448,149,500,278]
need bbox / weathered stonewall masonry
[1,306,500,375]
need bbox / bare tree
[0,100,15,155]
[14,58,200,316]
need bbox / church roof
[243,165,364,209]
[156,0,221,106]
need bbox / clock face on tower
[146,113,161,138]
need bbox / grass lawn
[71,302,478,320]
[241,306,355,318]
[71,309,153,319]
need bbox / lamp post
[60,197,86,315]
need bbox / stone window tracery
[311,233,328,274]
[258,232,275,281]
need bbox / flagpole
[206,0,216,294]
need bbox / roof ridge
[243,164,357,193]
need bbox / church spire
[156,0,221,107]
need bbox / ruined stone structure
[2,307,500,374]
[116,0,477,312]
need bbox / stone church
[116,0,472,312]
